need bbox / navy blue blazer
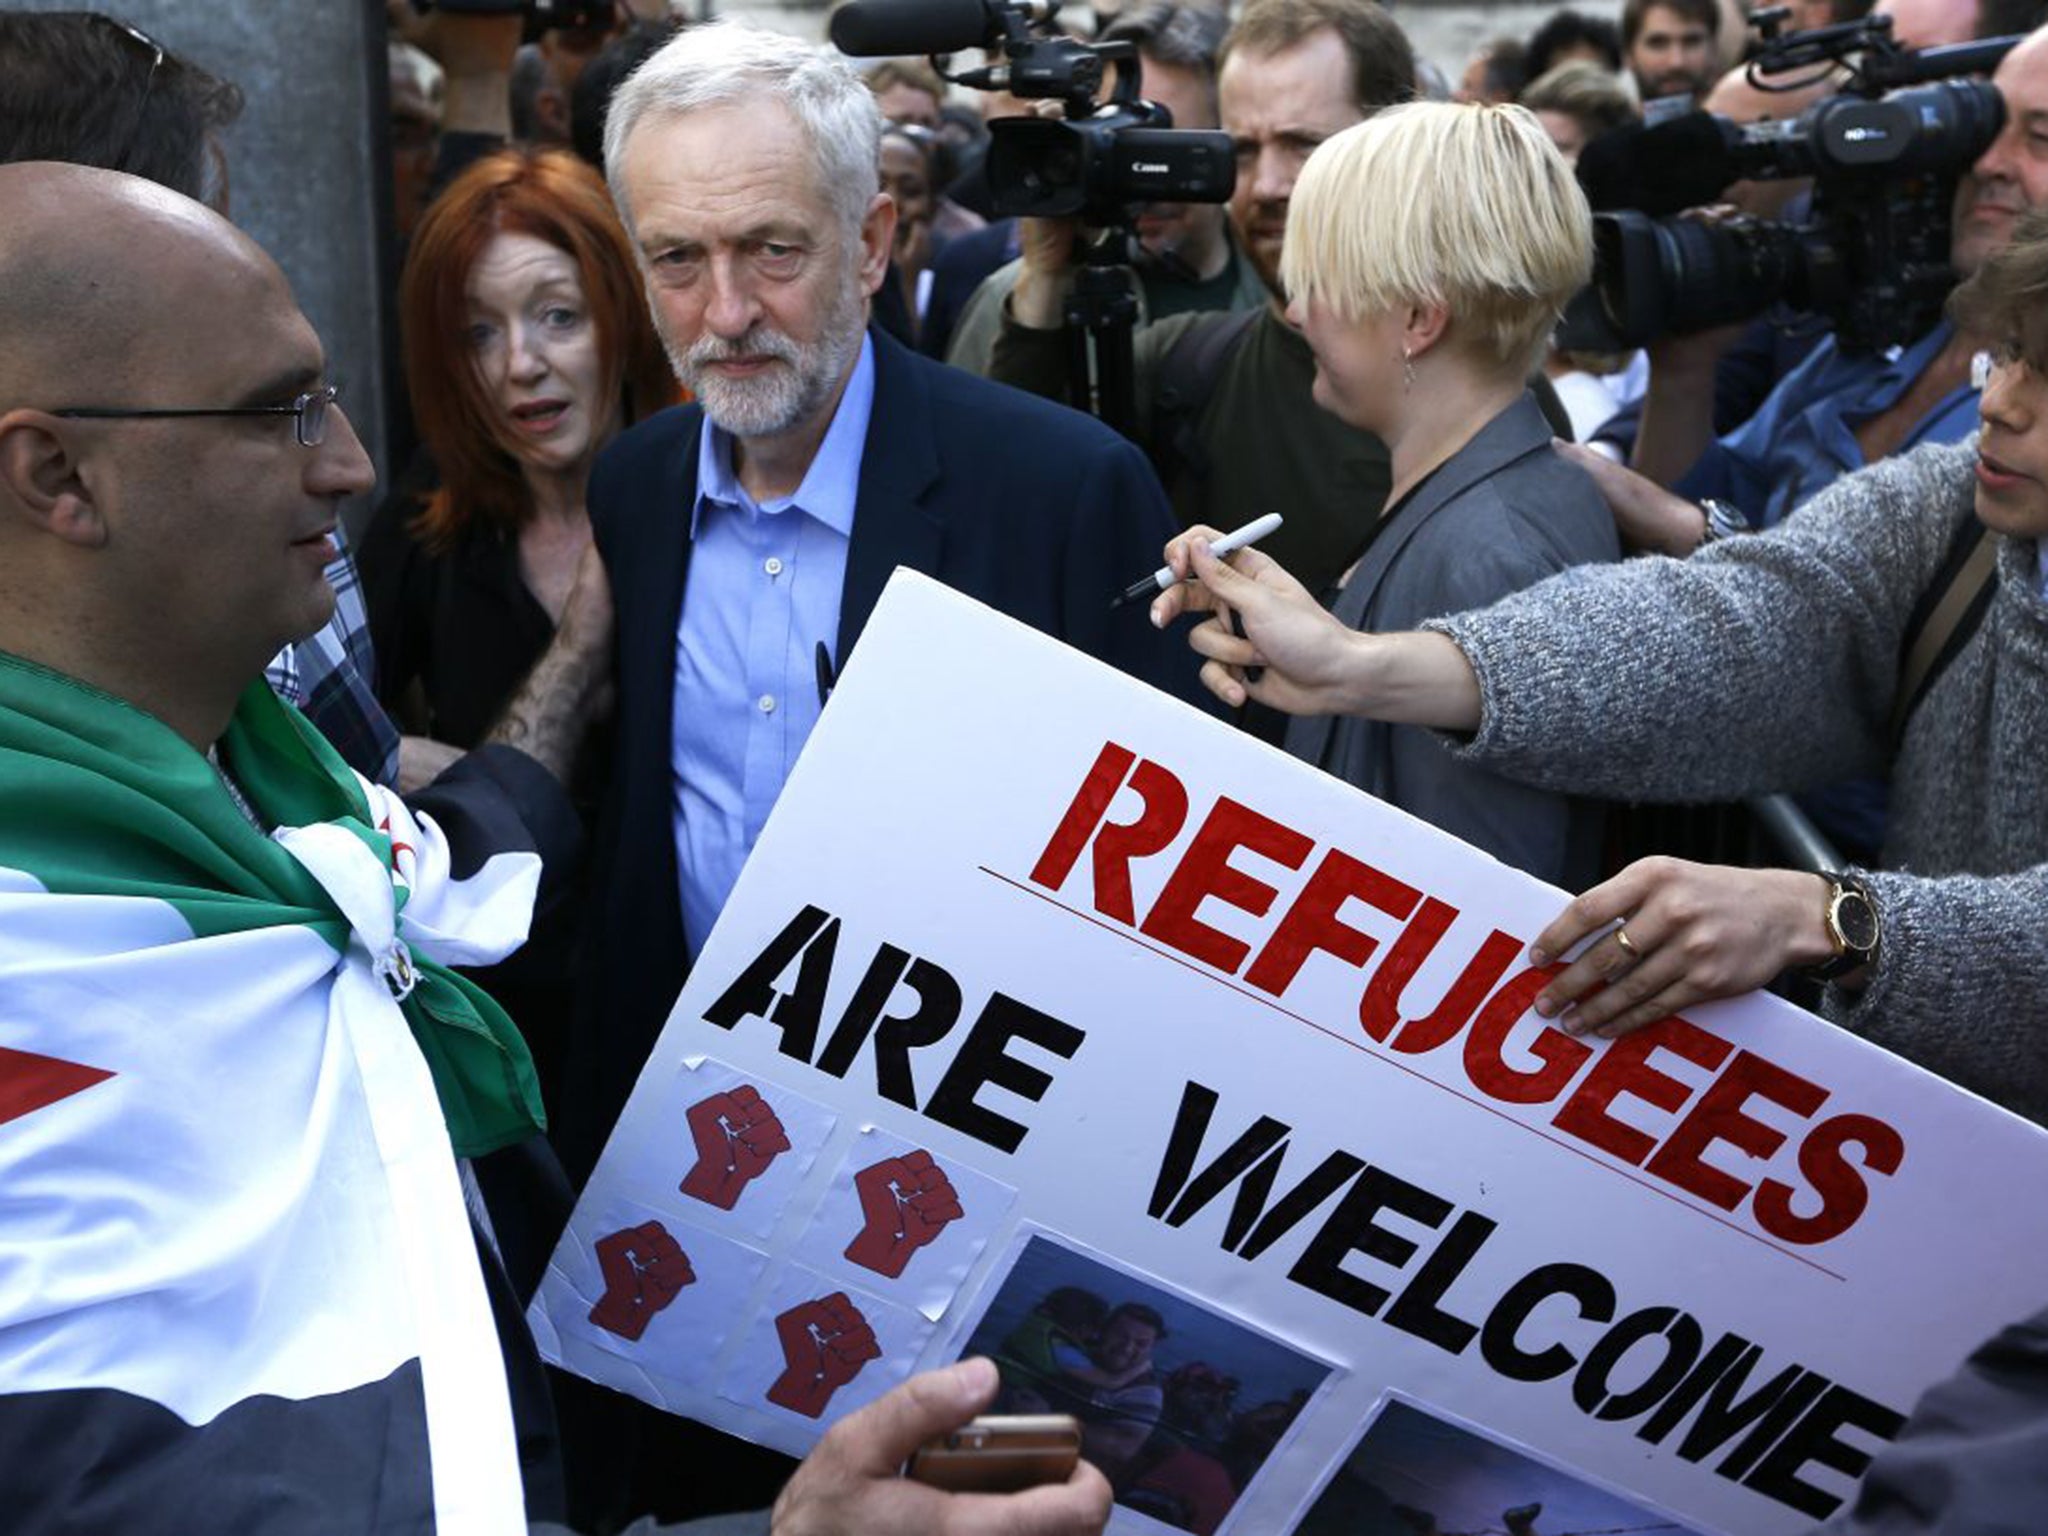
[561,329,1204,1174]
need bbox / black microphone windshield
[830,0,990,58]
[1577,112,1739,216]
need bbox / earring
[1401,345,1416,393]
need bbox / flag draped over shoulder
[0,652,543,1154]
[0,652,544,1533]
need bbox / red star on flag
[0,1045,115,1129]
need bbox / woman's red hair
[399,146,675,550]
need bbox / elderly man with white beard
[560,21,1203,1185]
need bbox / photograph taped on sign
[1294,1394,1706,1536]
[950,1229,1339,1535]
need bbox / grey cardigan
[1428,438,2048,1125]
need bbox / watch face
[1835,889,1880,952]
[1704,500,1748,541]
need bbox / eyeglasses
[54,384,340,448]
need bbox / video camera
[1564,11,2019,355]
[829,0,1234,228]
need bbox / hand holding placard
[765,1359,1112,1535]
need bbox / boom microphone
[829,0,993,57]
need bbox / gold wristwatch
[1807,871,1881,982]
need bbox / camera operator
[987,0,1444,600]
[1623,25,2048,527]
[942,1,1262,376]
[982,0,1581,610]
[1577,25,2048,862]
[1584,0,1986,469]
[1149,204,2048,1133]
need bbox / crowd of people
[1,0,2045,1530]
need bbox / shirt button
[757,694,776,714]
[764,556,784,577]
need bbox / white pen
[1112,511,1285,609]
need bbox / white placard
[535,572,2048,1534]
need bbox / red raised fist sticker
[765,1292,882,1418]
[843,1150,964,1279]
[680,1085,792,1210]
[587,1221,696,1342]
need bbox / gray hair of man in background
[601,21,884,247]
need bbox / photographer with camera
[940,2,1265,377]
[1618,24,2048,537]
[984,0,1432,600]
[1578,0,1985,466]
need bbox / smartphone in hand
[907,1414,1083,1494]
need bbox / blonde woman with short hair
[1265,100,1623,888]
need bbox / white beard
[667,269,868,442]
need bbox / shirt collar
[691,332,874,539]
[1887,320,1955,383]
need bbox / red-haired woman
[361,146,674,793]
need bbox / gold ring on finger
[1613,925,1642,960]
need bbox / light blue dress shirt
[672,335,874,954]
[1678,323,1980,859]
[1679,322,1980,530]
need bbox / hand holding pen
[1146,519,1382,716]
[1112,512,1284,609]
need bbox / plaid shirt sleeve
[264,536,402,787]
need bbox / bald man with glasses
[0,155,550,1530]
[0,160,1110,1536]
[0,8,413,785]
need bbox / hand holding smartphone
[907,1413,1083,1494]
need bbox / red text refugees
[1027,741,1905,1247]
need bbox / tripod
[1060,227,1144,440]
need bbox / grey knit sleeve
[1418,441,1975,805]
[1828,863,2048,1128]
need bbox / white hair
[602,20,883,244]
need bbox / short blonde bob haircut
[1280,101,1593,376]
